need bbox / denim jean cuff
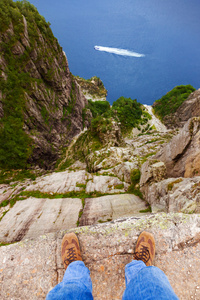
[63,261,93,293]
[125,260,147,285]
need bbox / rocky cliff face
[157,89,200,129]
[0,0,88,169]
[155,117,200,178]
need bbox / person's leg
[46,233,93,300]
[122,231,179,300]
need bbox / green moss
[167,179,183,191]
[127,169,143,199]
[76,183,86,188]
[144,138,160,144]
[130,169,141,186]
[127,187,144,199]
[9,189,124,208]
[139,206,152,213]
[0,199,9,208]
[140,152,157,164]
[76,198,86,226]
[114,184,124,189]
[0,209,9,221]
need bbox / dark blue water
[28,0,200,105]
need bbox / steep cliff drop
[0,0,88,169]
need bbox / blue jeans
[46,260,179,299]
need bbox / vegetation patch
[0,169,40,184]
[167,178,183,191]
[0,0,58,169]
[0,199,9,208]
[153,85,195,121]
[76,198,85,227]
[76,183,86,189]
[75,76,107,98]
[114,184,124,189]
[127,169,143,199]
[0,209,9,222]
[139,206,152,213]
[8,189,126,208]
[140,152,157,164]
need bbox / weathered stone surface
[75,76,107,102]
[0,214,199,300]
[86,175,127,194]
[25,171,128,194]
[112,162,138,184]
[0,235,58,300]
[156,117,200,177]
[143,105,167,132]
[140,159,167,200]
[26,170,91,193]
[144,176,200,213]
[80,194,149,225]
[0,184,13,205]
[0,197,82,243]
[140,160,167,186]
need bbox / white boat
[94,46,100,50]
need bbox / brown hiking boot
[134,231,155,266]
[61,232,82,269]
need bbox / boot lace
[64,247,77,266]
[134,245,150,263]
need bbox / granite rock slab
[0,213,199,299]
[80,194,149,226]
[0,197,82,243]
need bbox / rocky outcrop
[155,117,200,178]
[143,176,200,213]
[75,76,107,101]
[0,214,199,299]
[160,89,200,129]
[24,170,128,194]
[97,119,123,147]
[140,159,167,199]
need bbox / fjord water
[29,0,200,105]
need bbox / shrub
[87,100,110,118]
[153,85,195,120]
[130,169,141,187]
[112,97,143,133]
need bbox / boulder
[144,176,200,213]
[155,117,200,177]
[140,159,167,199]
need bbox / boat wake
[94,46,145,57]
